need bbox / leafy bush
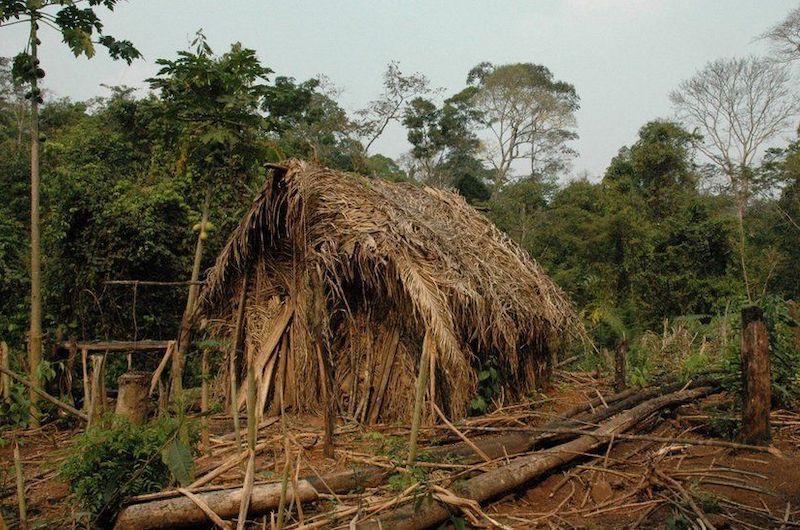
[58,416,197,522]
[0,359,58,429]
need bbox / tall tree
[464,62,579,196]
[1,0,139,418]
[354,61,430,155]
[402,91,482,188]
[762,5,800,62]
[670,56,799,301]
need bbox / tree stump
[740,305,771,445]
[115,371,151,424]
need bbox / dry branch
[0,366,88,422]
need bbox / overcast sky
[1,0,796,179]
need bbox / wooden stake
[615,339,628,392]
[89,354,106,425]
[14,441,27,530]
[201,348,210,452]
[317,341,336,459]
[741,305,771,445]
[1,341,10,402]
[276,422,291,530]
[231,272,249,451]
[407,332,432,465]
[81,347,90,412]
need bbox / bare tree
[670,56,800,300]
[762,6,800,62]
[355,61,431,153]
[466,62,579,197]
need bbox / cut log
[114,473,318,529]
[358,385,714,530]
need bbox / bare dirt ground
[2,371,799,529]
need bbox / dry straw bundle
[198,159,581,423]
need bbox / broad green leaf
[163,438,194,486]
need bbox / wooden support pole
[740,305,771,445]
[407,332,432,465]
[615,339,628,392]
[14,441,27,530]
[230,272,249,451]
[89,354,106,425]
[1,341,10,402]
[81,347,89,412]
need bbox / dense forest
[1,5,799,416]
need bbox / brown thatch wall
[198,159,581,423]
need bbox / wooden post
[614,339,627,392]
[1,341,10,402]
[407,332,432,465]
[201,348,210,451]
[740,305,771,445]
[81,347,90,412]
[14,441,27,530]
[318,342,336,459]
[89,354,106,425]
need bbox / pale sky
[1,0,796,179]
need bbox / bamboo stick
[407,332,432,465]
[14,441,27,530]
[81,347,89,412]
[230,272,249,451]
[201,348,210,452]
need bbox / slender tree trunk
[736,198,752,302]
[173,188,211,398]
[28,14,42,425]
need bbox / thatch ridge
[199,159,582,422]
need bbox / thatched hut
[198,159,581,424]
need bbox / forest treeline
[1,25,799,378]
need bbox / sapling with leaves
[0,0,140,422]
[148,31,272,395]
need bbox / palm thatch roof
[198,159,581,423]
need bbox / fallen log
[114,463,401,529]
[114,478,319,530]
[358,385,715,530]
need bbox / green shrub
[58,415,197,522]
[720,296,800,408]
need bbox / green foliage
[469,357,501,415]
[58,416,197,520]
[718,296,800,407]
[387,466,429,493]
